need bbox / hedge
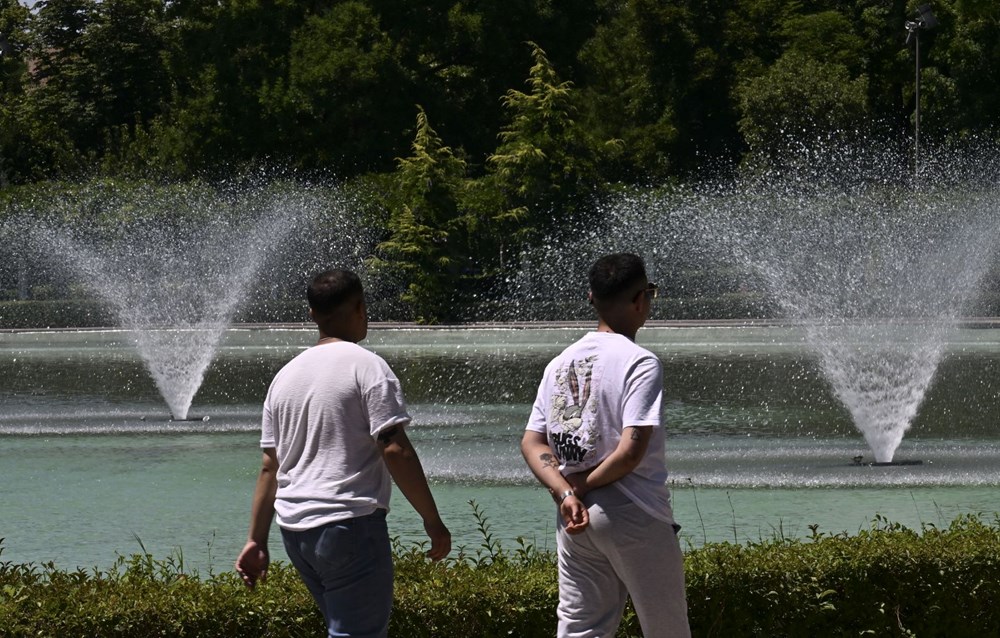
[2,514,999,637]
[0,292,780,329]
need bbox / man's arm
[565,425,652,497]
[520,430,589,533]
[378,427,451,561]
[235,447,278,589]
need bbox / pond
[2,324,999,572]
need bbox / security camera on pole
[905,4,938,179]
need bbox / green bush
[0,300,116,329]
[685,516,1000,637]
[2,514,1000,637]
[660,293,779,321]
[0,298,411,329]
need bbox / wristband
[558,489,575,503]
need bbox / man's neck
[596,319,637,342]
[316,325,357,344]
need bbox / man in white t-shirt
[236,269,450,638]
[522,253,690,638]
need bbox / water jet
[516,143,1000,463]
[17,180,339,420]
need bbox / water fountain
[15,179,370,421]
[516,144,1000,463]
[4,156,1000,569]
[708,183,1000,463]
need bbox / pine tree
[375,106,470,323]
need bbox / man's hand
[560,494,589,534]
[424,517,452,561]
[235,540,269,590]
[565,469,593,498]
[380,427,451,562]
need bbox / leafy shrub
[2,515,1000,637]
[0,300,116,328]
[685,515,1000,637]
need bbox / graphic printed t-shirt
[526,331,674,523]
[261,341,411,530]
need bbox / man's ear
[587,291,594,306]
[308,306,316,322]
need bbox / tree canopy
[2,0,997,186]
[3,0,999,319]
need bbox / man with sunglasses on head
[521,253,690,638]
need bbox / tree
[918,0,1000,141]
[374,107,471,323]
[849,0,911,136]
[27,0,171,161]
[487,42,614,250]
[579,0,741,179]
[366,0,603,167]
[577,3,678,181]
[0,0,28,90]
[0,0,35,185]
[129,0,309,175]
[261,1,411,173]
[735,49,870,159]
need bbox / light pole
[905,4,938,179]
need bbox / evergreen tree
[374,107,471,323]
[487,42,615,249]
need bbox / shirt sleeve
[364,359,412,437]
[622,355,662,427]
[260,396,276,448]
[525,376,549,433]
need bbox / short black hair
[307,269,363,314]
[588,253,647,302]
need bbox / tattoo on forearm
[378,426,399,444]
[539,452,560,470]
[630,429,641,441]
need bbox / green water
[4,431,995,572]
[2,325,1000,571]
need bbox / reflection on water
[5,326,1000,438]
[3,325,1000,486]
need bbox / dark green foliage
[261,1,412,173]
[5,1,1000,316]
[488,42,616,246]
[735,50,870,158]
[3,515,1000,637]
[686,515,1000,637]
[371,107,474,323]
[27,0,172,164]
[3,0,999,184]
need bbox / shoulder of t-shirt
[350,345,403,384]
[613,336,659,362]
[624,344,663,378]
[544,339,585,368]
[282,342,391,375]
[632,342,660,362]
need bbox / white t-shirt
[526,331,675,523]
[261,341,411,530]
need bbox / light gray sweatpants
[556,486,691,638]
